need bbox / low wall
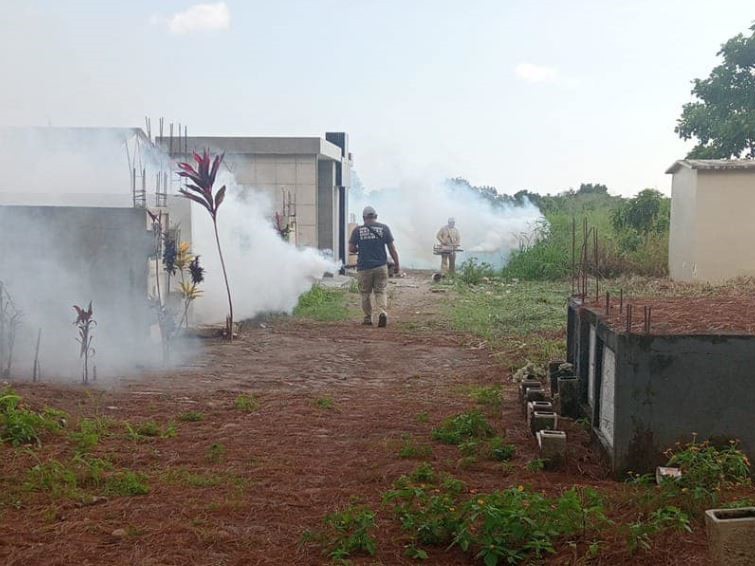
[567,299,755,475]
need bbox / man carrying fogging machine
[435,217,462,274]
[348,206,400,328]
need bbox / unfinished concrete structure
[567,298,755,476]
[667,159,755,282]
[161,133,353,265]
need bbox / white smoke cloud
[160,2,231,35]
[189,175,337,324]
[350,176,544,270]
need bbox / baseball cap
[362,206,377,218]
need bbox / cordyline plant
[177,150,233,340]
[73,302,96,385]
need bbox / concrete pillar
[317,160,335,251]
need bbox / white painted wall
[670,167,755,282]
[600,347,616,449]
[668,166,697,281]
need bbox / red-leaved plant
[73,302,96,384]
[176,150,233,340]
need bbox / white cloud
[514,63,559,83]
[163,2,231,35]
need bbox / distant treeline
[447,177,670,280]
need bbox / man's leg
[374,265,389,327]
[441,253,448,273]
[358,269,374,324]
[449,252,456,274]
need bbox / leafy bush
[487,436,516,462]
[627,506,691,553]
[457,259,496,285]
[431,411,494,445]
[664,437,751,491]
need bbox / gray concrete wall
[317,160,335,251]
[569,301,755,476]
[611,332,755,475]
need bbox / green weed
[527,458,546,472]
[415,412,430,424]
[0,390,66,447]
[234,394,259,413]
[314,397,334,410]
[207,443,226,464]
[487,436,516,462]
[431,411,494,445]
[320,504,378,560]
[105,471,150,496]
[627,506,692,553]
[178,411,205,422]
[468,385,502,409]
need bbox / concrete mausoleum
[162,133,353,265]
[667,159,755,283]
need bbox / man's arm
[387,242,400,273]
[348,228,358,254]
[436,227,445,243]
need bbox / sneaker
[378,313,388,328]
[362,317,373,326]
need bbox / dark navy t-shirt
[349,222,394,271]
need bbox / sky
[0,0,753,197]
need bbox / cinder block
[537,429,567,468]
[526,401,553,428]
[705,507,755,566]
[557,376,580,418]
[522,387,546,416]
[656,466,682,485]
[518,379,542,403]
[530,411,557,435]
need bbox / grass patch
[178,411,205,422]
[467,385,502,409]
[398,435,433,459]
[0,390,67,447]
[314,397,334,410]
[125,420,177,441]
[207,443,226,464]
[294,285,350,321]
[234,394,259,413]
[431,411,494,445]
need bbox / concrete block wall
[567,299,755,476]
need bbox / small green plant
[207,443,226,464]
[234,394,259,413]
[487,436,516,462]
[321,504,378,559]
[526,458,546,472]
[314,397,334,410]
[468,385,502,409]
[178,411,205,422]
[0,391,65,447]
[416,411,430,424]
[69,417,109,454]
[431,410,494,445]
[627,506,692,553]
[73,302,97,384]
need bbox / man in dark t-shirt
[348,206,401,327]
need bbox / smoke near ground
[189,175,337,324]
[350,175,544,269]
[0,129,336,381]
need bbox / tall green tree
[675,23,755,158]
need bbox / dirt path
[0,273,707,565]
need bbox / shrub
[234,394,259,413]
[322,504,378,559]
[0,391,65,447]
[664,437,751,491]
[457,258,496,285]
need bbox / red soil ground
[0,274,725,565]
